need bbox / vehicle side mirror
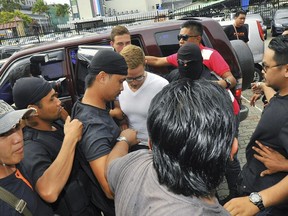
[30,54,49,64]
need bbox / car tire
[230,40,254,90]
[271,27,276,37]
[253,66,263,83]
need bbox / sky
[44,0,70,5]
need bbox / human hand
[253,140,288,176]
[120,128,139,147]
[250,93,262,107]
[60,107,69,121]
[64,116,83,142]
[251,82,264,94]
[224,196,259,216]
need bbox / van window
[155,30,179,57]
[0,51,68,105]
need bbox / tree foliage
[32,0,49,15]
[55,3,71,17]
[0,0,21,12]
[0,10,32,26]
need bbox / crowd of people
[1,14,288,216]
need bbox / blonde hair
[120,45,145,69]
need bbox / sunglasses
[126,75,145,83]
[177,34,199,41]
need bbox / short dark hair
[110,25,130,41]
[85,73,97,88]
[147,79,236,197]
[9,64,31,87]
[268,35,288,65]
[234,10,247,18]
[181,20,203,36]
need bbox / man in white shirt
[119,45,168,147]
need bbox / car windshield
[275,11,288,19]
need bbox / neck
[0,164,16,179]
[82,89,106,109]
[278,86,288,96]
[26,117,56,131]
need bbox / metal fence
[1,0,288,46]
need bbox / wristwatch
[116,136,129,145]
[224,78,231,89]
[249,192,265,211]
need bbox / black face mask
[178,61,203,81]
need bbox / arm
[252,82,276,102]
[109,101,124,120]
[35,116,83,203]
[253,140,288,176]
[219,71,236,89]
[145,56,171,67]
[109,100,128,130]
[261,83,276,102]
[224,176,288,216]
[90,128,139,199]
[250,93,262,107]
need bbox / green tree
[31,0,49,33]
[32,0,49,15]
[0,0,21,12]
[0,10,32,26]
[55,3,71,17]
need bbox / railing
[1,0,287,46]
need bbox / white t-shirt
[119,72,168,145]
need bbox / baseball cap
[0,100,35,134]
[88,49,128,75]
[13,77,52,109]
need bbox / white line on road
[241,95,263,113]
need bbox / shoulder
[147,72,169,84]
[200,45,217,60]
[224,25,233,31]
[108,150,151,179]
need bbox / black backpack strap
[0,186,32,216]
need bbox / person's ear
[28,105,38,113]
[97,71,108,82]
[284,64,288,77]
[110,41,114,47]
[230,138,238,161]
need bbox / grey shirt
[108,150,229,216]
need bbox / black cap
[13,77,52,109]
[88,49,128,75]
[177,42,203,80]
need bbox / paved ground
[217,34,272,200]
[217,88,264,199]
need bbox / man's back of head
[147,79,236,197]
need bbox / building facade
[70,0,162,19]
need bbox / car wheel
[253,67,263,83]
[271,27,276,37]
[230,40,254,90]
